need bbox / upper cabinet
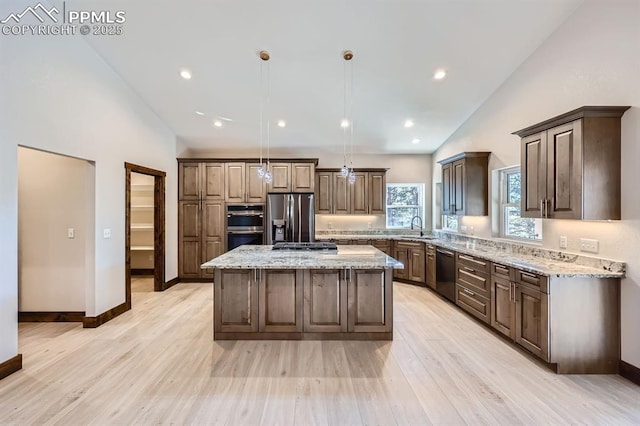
[438,152,490,216]
[315,168,387,215]
[292,163,315,192]
[179,162,225,201]
[513,106,630,220]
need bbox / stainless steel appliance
[226,204,264,250]
[435,248,456,302]
[266,193,315,244]
[272,242,337,251]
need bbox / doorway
[125,163,166,307]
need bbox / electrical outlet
[367,222,372,229]
[460,225,468,233]
[559,235,568,249]
[580,238,599,253]
[103,228,111,239]
[67,228,75,239]
[328,222,333,229]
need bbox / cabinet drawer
[395,241,424,250]
[515,269,548,293]
[456,266,490,298]
[455,284,490,324]
[491,263,513,280]
[456,253,490,274]
[426,244,435,256]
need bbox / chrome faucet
[410,215,424,237]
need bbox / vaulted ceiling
[83,0,583,154]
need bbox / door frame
[125,162,166,304]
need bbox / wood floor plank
[0,281,639,425]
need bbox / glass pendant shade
[257,164,265,178]
[348,169,356,184]
[340,164,349,177]
[263,169,273,184]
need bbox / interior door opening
[125,163,166,305]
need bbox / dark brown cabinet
[515,283,548,361]
[426,245,436,290]
[371,239,391,255]
[393,241,425,285]
[513,106,630,220]
[315,168,387,215]
[438,152,490,216]
[455,253,491,324]
[490,263,516,340]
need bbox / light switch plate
[103,228,111,239]
[559,235,567,249]
[580,238,598,253]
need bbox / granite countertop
[201,245,404,270]
[317,233,624,279]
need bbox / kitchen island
[201,245,403,340]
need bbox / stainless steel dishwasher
[435,248,456,302]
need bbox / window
[442,215,459,231]
[499,167,541,240]
[386,183,424,228]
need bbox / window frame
[385,183,425,229]
[499,166,541,242]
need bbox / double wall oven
[226,204,265,250]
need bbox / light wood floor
[1,280,639,425]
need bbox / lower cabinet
[371,239,391,255]
[426,245,436,290]
[214,268,392,338]
[393,241,425,285]
[455,252,491,324]
[491,275,516,340]
[515,283,548,361]
[303,269,348,332]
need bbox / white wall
[18,148,93,312]
[431,0,640,367]
[0,2,178,364]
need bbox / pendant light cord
[266,59,271,169]
[259,60,264,166]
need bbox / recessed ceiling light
[213,120,223,127]
[404,120,414,128]
[179,69,192,80]
[277,120,286,128]
[412,138,421,144]
[433,69,447,80]
[340,119,350,128]
[195,111,204,116]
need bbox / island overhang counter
[201,245,403,340]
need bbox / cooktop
[272,242,338,251]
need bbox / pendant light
[257,51,269,178]
[340,50,353,177]
[343,50,356,184]
[262,50,273,184]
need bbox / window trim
[499,166,541,241]
[385,183,425,229]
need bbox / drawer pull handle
[520,272,538,280]
[463,288,475,296]
[459,254,486,265]
[462,266,475,273]
[495,266,508,273]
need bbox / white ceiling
[82,0,583,154]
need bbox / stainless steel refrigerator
[266,192,315,244]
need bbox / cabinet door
[546,121,582,219]
[292,163,315,192]
[521,132,547,218]
[259,270,303,333]
[426,253,436,290]
[393,247,408,280]
[453,159,465,215]
[201,201,225,279]
[350,172,369,214]
[214,269,259,333]
[491,277,516,339]
[225,163,246,202]
[333,173,350,214]
[178,163,201,200]
[203,163,225,200]
[368,171,386,215]
[348,269,392,332]
[246,163,266,202]
[409,247,426,283]
[303,269,347,332]
[442,163,453,215]
[515,284,549,361]
[178,201,201,278]
[315,171,332,214]
[267,163,291,193]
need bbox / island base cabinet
[259,270,303,333]
[303,269,347,333]
[214,269,258,333]
[348,269,393,333]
